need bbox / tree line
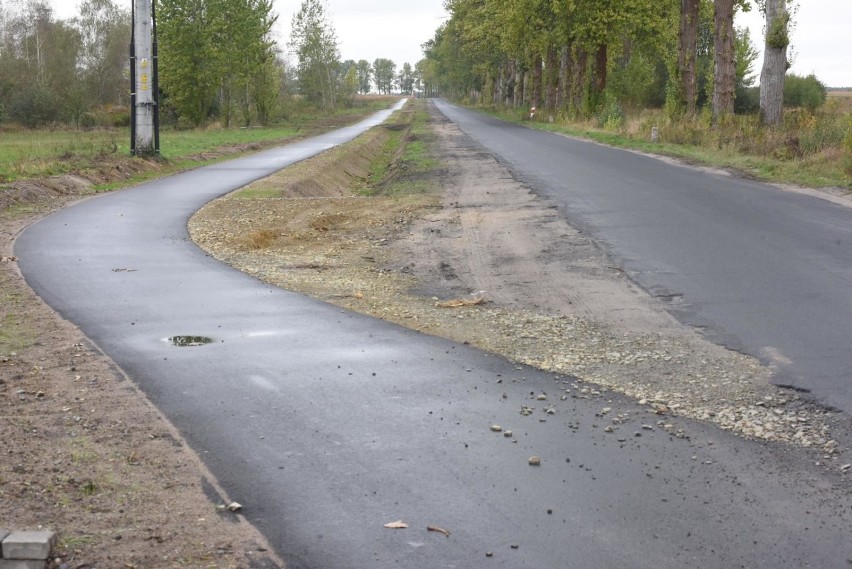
[0,0,414,129]
[420,0,825,126]
[0,0,129,127]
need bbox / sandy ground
[190,100,849,464]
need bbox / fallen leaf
[0,256,18,262]
[384,520,409,529]
[427,525,451,537]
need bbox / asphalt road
[435,100,852,415]
[15,102,852,568]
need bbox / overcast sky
[49,0,850,88]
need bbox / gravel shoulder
[190,100,849,466]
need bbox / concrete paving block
[0,559,46,569]
[1,532,55,560]
[0,531,9,557]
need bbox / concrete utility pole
[130,0,160,156]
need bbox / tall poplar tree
[289,0,339,110]
[398,62,415,94]
[712,0,736,123]
[356,59,372,94]
[759,0,789,125]
[373,58,396,94]
[678,0,701,115]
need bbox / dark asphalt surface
[15,102,852,568]
[435,100,852,415]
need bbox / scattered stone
[490,425,503,433]
[528,456,541,466]
[1,530,57,560]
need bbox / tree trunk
[558,45,570,109]
[221,84,232,128]
[712,0,736,123]
[571,48,588,112]
[594,43,607,94]
[531,55,543,109]
[514,62,525,108]
[505,59,515,107]
[495,63,504,106]
[545,45,558,112]
[760,0,788,125]
[679,0,700,115]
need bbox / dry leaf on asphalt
[427,525,451,537]
[383,520,409,529]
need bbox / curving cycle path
[15,102,852,568]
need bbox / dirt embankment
[190,99,848,463]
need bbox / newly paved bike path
[15,103,851,568]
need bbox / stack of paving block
[0,530,56,569]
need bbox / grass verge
[0,97,400,186]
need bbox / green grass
[366,128,404,189]
[0,125,300,183]
[58,534,101,549]
[363,100,441,197]
[0,96,402,187]
[0,282,38,354]
[0,313,37,353]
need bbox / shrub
[736,85,760,114]
[596,92,625,131]
[7,87,59,127]
[784,73,827,112]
